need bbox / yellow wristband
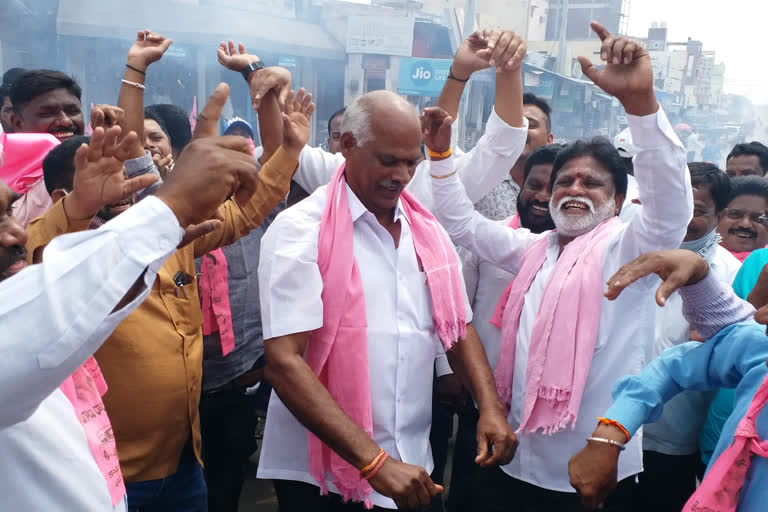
[359,449,385,477]
[427,147,452,158]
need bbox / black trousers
[471,465,637,512]
[273,479,435,512]
[446,404,480,512]
[634,450,700,512]
[199,387,261,512]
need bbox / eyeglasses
[724,208,768,226]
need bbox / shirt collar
[344,180,410,225]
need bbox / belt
[220,366,265,392]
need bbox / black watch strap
[240,60,265,81]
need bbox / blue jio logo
[410,61,434,85]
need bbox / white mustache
[554,195,596,213]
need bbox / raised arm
[407,30,528,210]
[119,30,173,160]
[570,250,759,508]
[217,41,290,163]
[569,316,766,508]
[577,23,692,262]
[2,127,171,428]
[425,107,540,273]
[192,86,311,256]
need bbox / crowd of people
[2,21,768,512]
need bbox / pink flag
[189,96,197,133]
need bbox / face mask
[680,228,721,262]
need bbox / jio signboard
[397,58,452,97]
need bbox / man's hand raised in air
[578,21,657,116]
[217,41,292,110]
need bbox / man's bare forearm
[446,323,505,414]
[435,77,467,121]
[494,70,524,128]
[118,64,148,159]
[257,90,282,164]
[266,333,381,469]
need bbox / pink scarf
[730,250,752,263]
[683,372,768,512]
[491,217,621,434]
[200,248,236,356]
[59,357,126,506]
[0,131,59,193]
[308,163,466,507]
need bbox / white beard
[550,195,617,238]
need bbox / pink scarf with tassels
[683,372,768,512]
[491,217,620,434]
[59,357,126,506]
[307,163,467,507]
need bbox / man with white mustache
[427,22,692,511]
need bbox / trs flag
[189,96,197,133]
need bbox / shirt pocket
[158,267,203,337]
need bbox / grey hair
[340,91,419,148]
[340,97,374,147]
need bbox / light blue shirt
[605,274,768,511]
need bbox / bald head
[341,90,421,148]
[339,91,423,217]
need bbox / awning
[56,0,345,60]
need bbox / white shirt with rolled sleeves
[256,183,471,509]
[430,106,692,492]
[0,196,182,511]
[288,109,528,212]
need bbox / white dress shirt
[431,107,692,491]
[0,196,182,511]
[257,183,472,509]
[642,245,741,455]
[619,174,641,222]
[458,220,517,371]
[289,109,528,212]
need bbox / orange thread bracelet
[364,452,389,480]
[597,417,631,442]
[360,449,385,478]
[427,147,452,159]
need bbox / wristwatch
[240,60,265,82]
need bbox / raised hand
[421,106,453,154]
[577,22,656,116]
[217,41,292,110]
[368,458,443,510]
[604,249,710,306]
[451,29,526,79]
[155,83,261,228]
[90,105,125,131]
[152,153,175,179]
[64,126,158,220]
[281,88,315,156]
[216,40,259,72]
[127,30,173,72]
